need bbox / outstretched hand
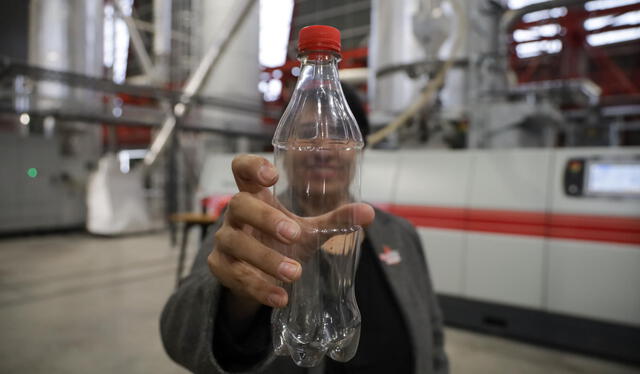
[208,154,374,311]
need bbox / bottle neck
[295,52,341,91]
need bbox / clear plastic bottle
[270,25,365,367]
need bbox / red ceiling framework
[264,3,640,127]
[509,3,640,100]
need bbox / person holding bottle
[160,26,448,374]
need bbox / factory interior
[1,0,639,373]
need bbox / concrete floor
[0,232,638,374]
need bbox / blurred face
[279,102,361,214]
[285,141,357,206]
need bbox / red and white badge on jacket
[379,245,402,266]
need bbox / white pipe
[114,0,157,82]
[339,68,369,85]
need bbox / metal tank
[368,0,454,147]
[368,0,428,119]
[28,0,103,112]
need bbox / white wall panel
[418,227,465,295]
[464,232,545,309]
[361,150,400,205]
[469,149,551,211]
[547,239,640,326]
[395,150,473,206]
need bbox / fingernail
[259,165,277,183]
[277,221,300,241]
[268,293,287,307]
[278,260,300,281]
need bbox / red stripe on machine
[386,204,640,245]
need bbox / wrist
[221,287,263,334]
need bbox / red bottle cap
[298,25,341,54]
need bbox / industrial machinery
[361,147,640,363]
[366,0,640,363]
[367,0,639,149]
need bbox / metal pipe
[153,0,172,81]
[143,0,257,167]
[0,104,271,139]
[339,68,369,84]
[114,0,157,82]
[0,61,265,113]
[153,0,172,57]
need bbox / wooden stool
[170,213,217,288]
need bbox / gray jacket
[160,208,449,374]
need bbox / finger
[215,227,301,282]
[309,202,375,229]
[209,251,289,308]
[227,192,301,243]
[232,154,278,194]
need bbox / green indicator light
[27,168,38,178]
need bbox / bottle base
[327,326,360,362]
[275,325,361,366]
[288,345,327,367]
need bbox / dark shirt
[325,237,413,373]
[213,238,414,373]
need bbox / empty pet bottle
[270,25,365,367]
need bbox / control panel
[564,155,640,198]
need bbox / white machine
[199,146,640,363]
[362,147,640,323]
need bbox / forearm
[160,270,225,373]
[221,288,264,337]
[213,288,273,371]
[160,218,275,373]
